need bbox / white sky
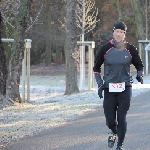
[0,74,150,145]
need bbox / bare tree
[0,1,16,107]
[45,0,52,66]
[44,0,66,65]
[0,0,33,103]
[0,12,7,96]
[76,0,99,38]
[112,0,147,40]
[6,0,33,102]
[145,0,150,40]
[130,0,145,40]
[64,0,79,95]
[75,0,99,89]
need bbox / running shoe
[116,144,124,150]
[108,132,117,148]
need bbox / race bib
[109,82,125,92]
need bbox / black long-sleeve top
[93,39,144,86]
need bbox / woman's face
[113,29,126,42]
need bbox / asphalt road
[2,90,150,150]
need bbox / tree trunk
[0,12,7,96]
[130,0,145,39]
[6,24,23,102]
[64,0,79,95]
[45,0,52,66]
[6,0,32,102]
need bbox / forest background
[25,0,150,65]
[2,0,149,65]
[0,0,150,105]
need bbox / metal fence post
[22,47,26,102]
[77,41,95,90]
[145,43,150,74]
[24,39,32,101]
[1,38,14,42]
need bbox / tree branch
[25,3,43,33]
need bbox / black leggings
[103,86,131,146]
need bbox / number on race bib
[109,82,125,92]
[112,84,122,88]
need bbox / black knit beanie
[113,21,127,32]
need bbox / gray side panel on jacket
[103,47,132,86]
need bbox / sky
[0,74,150,146]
